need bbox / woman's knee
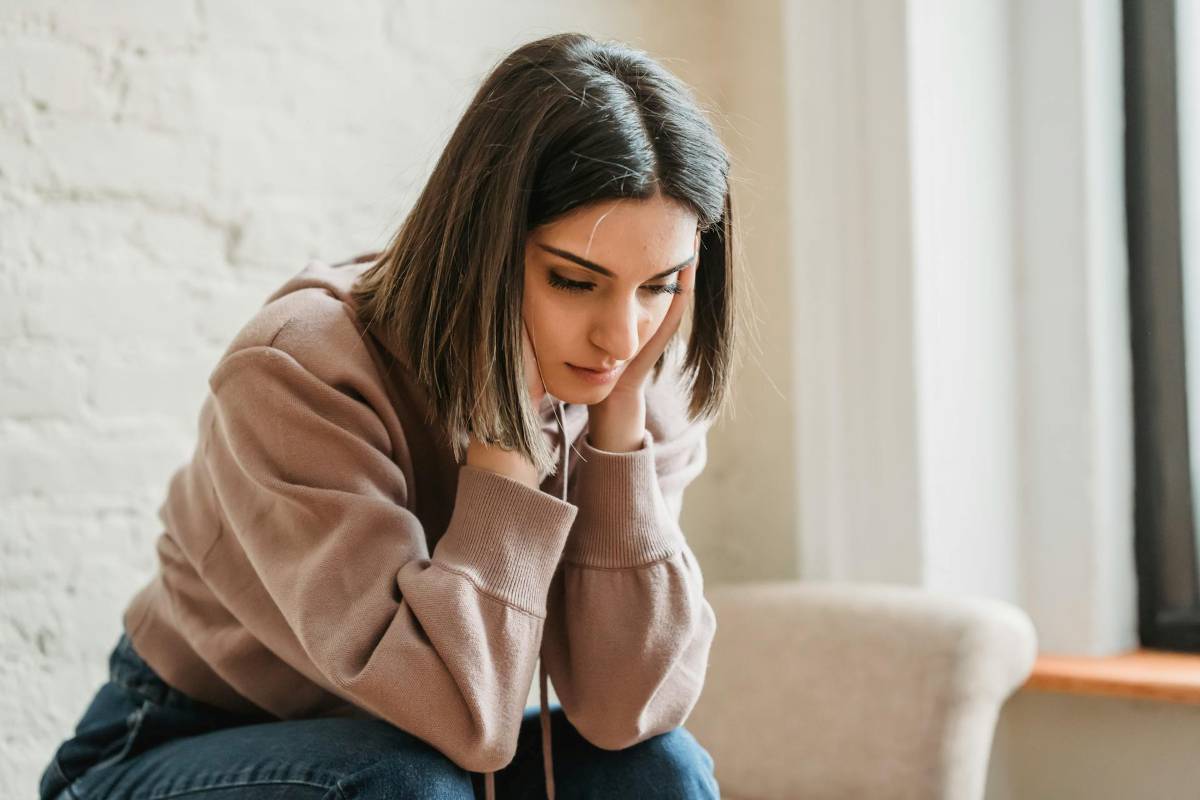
[313,718,477,800]
[566,726,720,799]
[336,754,475,800]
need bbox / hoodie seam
[197,411,227,568]
[559,553,682,572]
[208,343,296,395]
[428,560,549,620]
[266,316,295,349]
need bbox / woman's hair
[350,31,738,476]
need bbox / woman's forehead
[530,197,699,278]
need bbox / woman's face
[522,192,701,405]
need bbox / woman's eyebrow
[537,243,695,280]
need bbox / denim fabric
[37,632,720,799]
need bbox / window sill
[1022,648,1200,705]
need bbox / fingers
[663,262,696,334]
[651,263,695,357]
[678,261,697,298]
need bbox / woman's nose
[591,298,643,364]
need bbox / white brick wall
[0,1,719,793]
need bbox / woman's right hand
[464,320,547,488]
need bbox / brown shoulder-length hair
[350,31,739,477]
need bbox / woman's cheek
[541,301,576,355]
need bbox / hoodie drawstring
[483,398,569,800]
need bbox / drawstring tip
[540,655,556,800]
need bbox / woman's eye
[547,272,592,293]
[547,271,682,296]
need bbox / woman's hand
[605,261,696,404]
[587,260,696,450]
[464,320,548,488]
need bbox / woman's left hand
[600,260,696,406]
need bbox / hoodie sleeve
[539,376,718,751]
[203,320,577,774]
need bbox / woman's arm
[467,436,540,488]
[538,385,717,751]
[203,306,576,774]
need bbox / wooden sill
[1022,648,1200,705]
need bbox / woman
[39,30,737,800]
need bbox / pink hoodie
[120,256,717,798]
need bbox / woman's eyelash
[546,271,682,295]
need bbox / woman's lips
[567,363,621,384]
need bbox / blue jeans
[38,631,721,799]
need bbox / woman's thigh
[40,632,719,799]
[73,715,477,800]
[492,704,721,800]
[39,633,476,800]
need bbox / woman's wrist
[465,436,540,489]
[586,393,647,452]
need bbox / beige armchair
[689,581,1037,800]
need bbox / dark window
[1125,0,1200,652]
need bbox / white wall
[696,0,799,585]
[988,690,1200,800]
[0,2,738,793]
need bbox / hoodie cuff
[562,430,685,568]
[433,464,578,616]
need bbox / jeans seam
[50,754,83,800]
[110,674,160,701]
[84,698,153,778]
[109,658,159,697]
[329,747,439,800]
[134,777,337,800]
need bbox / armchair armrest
[688,580,1036,800]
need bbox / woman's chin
[546,377,610,407]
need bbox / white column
[1012,0,1135,653]
[783,0,923,585]
[779,0,1135,653]
[907,0,1021,603]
